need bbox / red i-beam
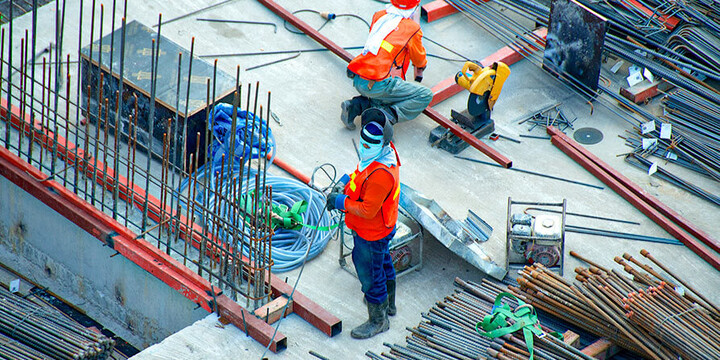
[0,98,344,352]
[256,0,512,168]
[547,126,720,271]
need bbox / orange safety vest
[347,10,427,81]
[344,152,401,241]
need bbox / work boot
[361,107,397,128]
[386,280,397,316]
[341,96,370,130]
[351,299,390,339]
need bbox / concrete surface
[0,176,207,349]
[1,0,718,359]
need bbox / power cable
[259,163,340,359]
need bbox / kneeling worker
[341,0,433,130]
[327,115,401,339]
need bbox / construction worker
[326,114,400,339]
[341,0,433,130]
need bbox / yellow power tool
[429,61,511,154]
[454,61,511,122]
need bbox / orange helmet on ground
[391,0,421,10]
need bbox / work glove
[326,190,347,211]
[332,174,350,193]
[326,192,340,211]
[414,66,426,83]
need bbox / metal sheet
[399,184,507,279]
[543,0,607,92]
[573,127,603,144]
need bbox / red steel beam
[547,127,720,271]
[623,0,679,30]
[424,106,511,167]
[257,0,512,168]
[422,0,460,22]
[3,96,339,341]
[429,27,548,107]
[0,144,218,311]
[0,100,291,352]
[548,126,719,254]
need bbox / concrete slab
[2,0,719,358]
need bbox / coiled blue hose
[177,104,338,272]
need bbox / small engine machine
[506,198,566,275]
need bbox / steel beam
[429,27,547,107]
[548,126,719,255]
[422,0,460,22]
[257,0,512,168]
[547,126,720,271]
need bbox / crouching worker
[341,0,433,130]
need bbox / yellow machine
[455,61,511,117]
[430,61,511,154]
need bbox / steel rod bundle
[510,250,720,359]
[624,153,720,206]
[0,286,114,359]
[367,277,591,360]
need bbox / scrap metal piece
[399,184,506,279]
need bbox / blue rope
[176,103,337,272]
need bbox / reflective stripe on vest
[347,10,421,81]
[344,161,400,240]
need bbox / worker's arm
[408,29,427,69]
[336,170,394,219]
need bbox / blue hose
[177,103,338,272]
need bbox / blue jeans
[352,228,397,304]
[353,76,433,123]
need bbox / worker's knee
[417,86,433,105]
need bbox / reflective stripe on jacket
[347,10,427,81]
[343,151,401,240]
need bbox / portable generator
[506,198,566,275]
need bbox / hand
[414,66,426,82]
[326,192,340,211]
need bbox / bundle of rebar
[0,286,114,359]
[367,278,592,360]
[510,250,720,360]
[0,0,278,308]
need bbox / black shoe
[341,96,370,130]
[386,280,397,316]
[351,299,389,339]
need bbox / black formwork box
[80,20,236,168]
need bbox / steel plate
[573,127,604,144]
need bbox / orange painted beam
[429,27,547,107]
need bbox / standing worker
[327,115,401,339]
[341,0,433,130]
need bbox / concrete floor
[4,0,719,359]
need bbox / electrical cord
[283,8,471,64]
[259,165,341,359]
[177,104,339,272]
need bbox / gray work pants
[353,76,433,123]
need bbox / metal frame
[338,211,424,279]
[506,197,567,276]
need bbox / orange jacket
[343,152,401,240]
[347,10,427,81]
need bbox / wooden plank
[619,80,674,104]
[254,296,293,325]
[581,338,619,359]
[562,330,580,348]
